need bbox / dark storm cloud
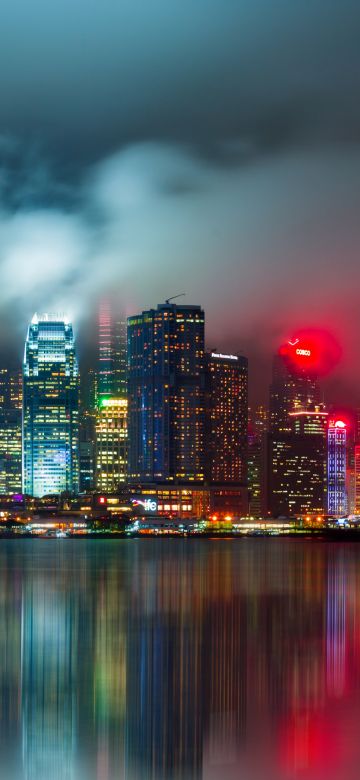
[0,0,360,400]
[1,0,360,161]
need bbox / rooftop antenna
[165,293,186,305]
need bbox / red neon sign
[279,329,341,377]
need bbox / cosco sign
[296,348,311,356]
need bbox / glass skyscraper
[127,303,205,484]
[327,419,347,516]
[22,314,79,497]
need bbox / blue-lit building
[327,419,347,516]
[127,302,205,484]
[22,314,79,497]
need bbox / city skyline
[0,299,356,522]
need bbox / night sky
[1,0,360,402]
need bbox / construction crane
[165,293,186,305]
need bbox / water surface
[0,538,358,780]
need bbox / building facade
[268,406,328,517]
[127,303,205,484]
[95,398,128,492]
[248,405,268,517]
[0,369,22,494]
[327,419,347,516]
[269,341,320,434]
[98,301,127,400]
[205,352,248,484]
[22,314,79,497]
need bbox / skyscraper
[97,301,127,400]
[95,398,128,491]
[127,302,205,484]
[327,419,347,516]
[0,369,22,494]
[98,300,113,399]
[23,314,79,497]
[269,342,320,434]
[268,406,328,517]
[95,302,128,493]
[354,444,360,513]
[205,352,248,483]
[203,351,249,518]
[113,318,127,397]
[248,405,268,517]
[268,336,326,517]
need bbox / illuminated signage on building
[211,352,238,360]
[296,348,311,356]
[100,398,127,408]
[131,498,158,512]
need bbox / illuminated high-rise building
[95,398,128,491]
[269,347,320,434]
[23,314,79,497]
[127,302,205,484]
[354,444,360,513]
[268,336,326,517]
[0,369,22,493]
[203,352,249,517]
[327,419,347,516]
[248,405,268,517]
[98,301,127,400]
[113,318,127,397]
[98,300,113,399]
[205,352,248,483]
[96,302,127,493]
[268,406,328,517]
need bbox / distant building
[0,369,22,493]
[95,398,128,492]
[127,302,205,484]
[269,340,320,434]
[98,301,127,400]
[268,337,325,517]
[327,419,347,516]
[268,406,328,517]
[22,314,79,497]
[98,300,114,399]
[205,352,248,484]
[248,405,268,517]
[203,351,248,518]
[113,318,127,397]
[79,411,96,492]
[354,444,360,513]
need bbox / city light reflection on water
[0,540,360,779]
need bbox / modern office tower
[98,300,114,399]
[205,352,248,483]
[354,445,360,513]
[269,340,320,434]
[78,369,97,492]
[23,314,79,497]
[95,398,128,491]
[79,412,96,492]
[113,318,127,397]
[248,405,268,517]
[268,405,328,517]
[0,369,22,493]
[98,301,127,400]
[327,419,347,516]
[127,302,205,484]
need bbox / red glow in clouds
[279,328,342,377]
